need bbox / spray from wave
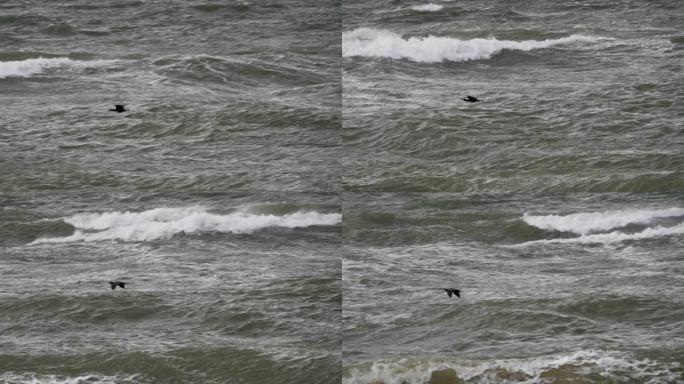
[30,206,341,244]
[0,57,112,78]
[342,28,605,62]
[519,207,684,246]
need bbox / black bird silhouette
[462,96,479,102]
[444,288,461,298]
[110,104,127,113]
[109,281,126,290]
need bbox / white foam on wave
[342,28,605,62]
[0,373,138,384]
[523,207,684,235]
[0,57,112,78]
[30,206,341,244]
[343,350,680,384]
[520,222,684,246]
[409,3,443,12]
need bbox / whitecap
[409,4,443,12]
[343,350,681,384]
[0,373,139,384]
[0,57,113,78]
[30,206,341,244]
[519,222,684,246]
[342,28,607,63]
[523,207,684,235]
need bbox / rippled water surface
[2,0,684,383]
[342,0,683,383]
[343,0,683,193]
[2,0,340,383]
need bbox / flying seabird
[462,96,479,102]
[109,281,126,290]
[110,104,127,113]
[444,288,461,298]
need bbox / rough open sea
[2,0,684,383]
[342,0,683,383]
[1,0,340,383]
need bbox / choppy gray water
[343,0,683,193]
[2,0,684,383]
[1,0,340,383]
[342,0,683,383]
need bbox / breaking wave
[409,4,443,12]
[0,373,139,384]
[523,207,684,235]
[342,28,605,62]
[521,222,684,246]
[0,57,112,78]
[30,206,341,244]
[343,350,681,384]
[518,207,684,246]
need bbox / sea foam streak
[0,373,139,384]
[0,57,111,78]
[342,28,604,62]
[343,350,680,384]
[520,222,684,246]
[524,207,684,235]
[31,207,341,244]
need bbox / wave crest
[409,4,443,12]
[523,207,684,235]
[342,28,605,62]
[30,206,341,244]
[0,373,139,384]
[520,222,684,246]
[0,57,113,78]
[518,207,684,246]
[343,350,681,384]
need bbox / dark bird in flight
[444,288,461,298]
[462,96,479,102]
[109,281,126,290]
[110,104,127,113]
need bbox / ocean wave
[409,4,443,12]
[342,28,605,62]
[519,222,684,246]
[523,207,684,235]
[0,57,112,78]
[0,373,139,384]
[30,206,341,244]
[343,350,680,384]
[153,54,327,88]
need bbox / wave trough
[30,207,341,244]
[342,28,605,62]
